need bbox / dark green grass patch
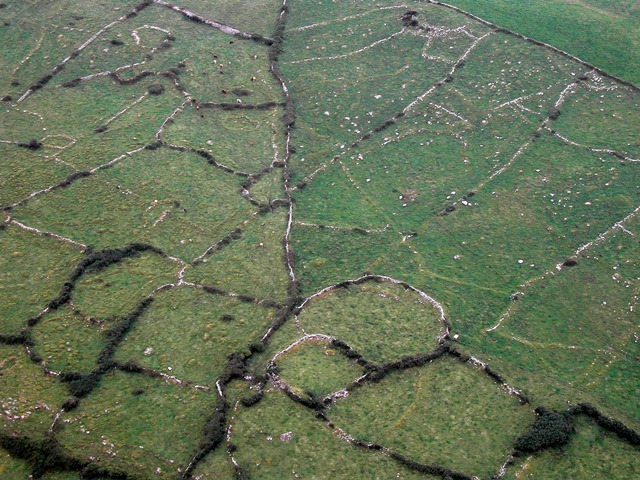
[275,340,364,399]
[231,389,429,480]
[328,357,534,479]
[297,282,445,364]
[114,287,275,386]
[56,369,214,479]
[0,226,82,335]
[506,415,640,479]
[187,209,289,301]
[31,307,105,374]
[0,344,68,438]
[0,446,31,479]
[72,250,177,320]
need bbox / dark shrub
[514,407,573,453]
[232,88,251,96]
[148,82,164,95]
[18,139,43,150]
[110,39,124,46]
[62,396,79,411]
[548,107,561,120]
[62,78,81,88]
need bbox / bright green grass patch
[505,415,640,479]
[451,31,580,110]
[486,222,640,422]
[275,339,364,399]
[329,357,534,478]
[438,0,640,85]
[0,144,75,208]
[0,344,68,438]
[292,226,395,293]
[297,281,445,364]
[57,370,213,479]
[163,106,284,173]
[550,81,640,157]
[187,209,289,301]
[0,226,82,335]
[11,147,255,261]
[72,250,177,320]
[31,306,105,374]
[231,389,430,479]
[283,12,481,180]
[168,0,281,37]
[114,287,275,385]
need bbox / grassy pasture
[275,339,364,398]
[186,209,289,301]
[11,147,255,261]
[188,445,235,480]
[1,0,639,477]
[282,4,493,181]
[436,0,640,85]
[0,226,82,335]
[296,282,445,364]
[0,0,145,94]
[31,306,106,374]
[167,0,282,37]
[0,447,31,479]
[550,80,640,156]
[0,344,68,438]
[163,106,284,174]
[57,369,214,479]
[71,250,177,319]
[114,287,276,386]
[479,217,640,427]
[328,357,534,479]
[231,389,430,479]
[0,144,75,208]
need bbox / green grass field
[1,0,638,478]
